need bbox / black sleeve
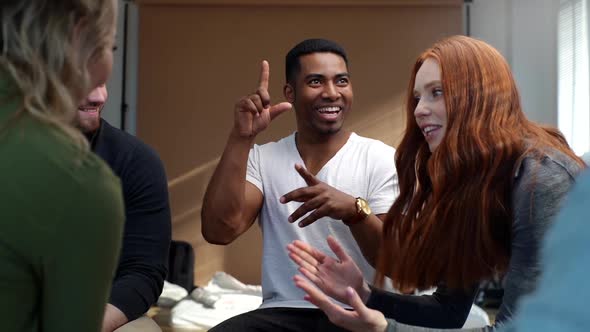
[366,284,478,329]
[109,143,172,321]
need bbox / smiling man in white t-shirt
[201,38,398,332]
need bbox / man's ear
[284,83,295,103]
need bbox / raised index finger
[258,60,270,91]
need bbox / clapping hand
[287,236,371,304]
[294,277,388,332]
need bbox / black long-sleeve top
[89,119,172,321]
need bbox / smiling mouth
[316,106,342,114]
[315,106,342,121]
[78,107,100,113]
[422,125,442,137]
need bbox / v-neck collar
[289,131,356,177]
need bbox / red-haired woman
[287,35,585,332]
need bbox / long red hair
[376,35,583,291]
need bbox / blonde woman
[0,1,124,331]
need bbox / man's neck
[295,129,351,175]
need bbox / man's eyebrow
[304,73,325,80]
[304,73,350,80]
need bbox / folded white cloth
[463,304,491,328]
[204,271,262,296]
[169,272,262,329]
[157,280,189,307]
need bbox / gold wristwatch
[344,197,372,225]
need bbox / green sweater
[0,80,125,331]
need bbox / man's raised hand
[234,60,292,138]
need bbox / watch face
[358,198,372,215]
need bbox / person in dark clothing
[287,36,585,332]
[78,84,172,332]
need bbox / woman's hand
[287,236,371,303]
[294,276,388,332]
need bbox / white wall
[468,0,559,126]
[101,1,139,134]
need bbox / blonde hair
[0,0,116,146]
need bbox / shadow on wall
[347,93,407,147]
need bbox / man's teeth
[317,106,341,113]
[79,108,98,113]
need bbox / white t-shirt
[246,132,398,309]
